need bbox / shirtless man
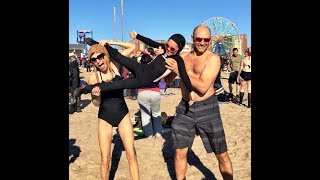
[165,25,233,180]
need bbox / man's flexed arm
[190,54,221,95]
[165,53,221,95]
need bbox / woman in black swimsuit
[73,34,194,99]
[87,41,140,180]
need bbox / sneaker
[133,128,144,136]
[76,107,82,112]
[146,135,153,139]
[154,133,162,137]
[154,134,162,140]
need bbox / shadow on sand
[109,135,144,180]
[108,130,216,179]
[161,132,217,180]
[69,139,81,164]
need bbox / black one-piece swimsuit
[98,72,128,127]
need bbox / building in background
[69,44,87,58]
[69,30,92,58]
[236,34,248,55]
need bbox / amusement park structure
[202,17,242,56]
[68,30,93,57]
[77,30,93,44]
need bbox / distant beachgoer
[237,48,251,108]
[227,48,244,102]
[137,48,163,139]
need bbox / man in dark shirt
[69,57,82,112]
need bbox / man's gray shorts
[171,95,228,154]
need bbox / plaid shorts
[171,95,228,154]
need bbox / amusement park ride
[75,30,93,57]
[77,30,93,44]
[202,17,241,56]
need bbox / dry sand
[69,68,251,180]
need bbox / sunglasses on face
[194,37,211,43]
[165,43,177,52]
[90,54,105,63]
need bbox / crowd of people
[69,24,252,180]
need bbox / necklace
[99,68,114,82]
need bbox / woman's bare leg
[98,119,114,180]
[118,114,140,180]
[240,78,247,93]
[247,80,251,93]
[239,78,246,104]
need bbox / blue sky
[69,0,251,47]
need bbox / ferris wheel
[202,17,240,56]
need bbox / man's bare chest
[185,57,205,75]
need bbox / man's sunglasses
[165,43,177,52]
[194,37,211,43]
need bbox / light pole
[114,6,116,41]
[121,0,124,42]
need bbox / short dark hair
[146,47,156,56]
[232,48,238,51]
[140,54,153,64]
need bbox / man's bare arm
[189,54,221,95]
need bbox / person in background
[227,48,244,103]
[137,48,163,139]
[127,71,138,100]
[237,48,251,108]
[85,57,91,72]
[69,55,82,112]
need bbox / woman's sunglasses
[165,43,177,52]
[90,53,105,63]
[194,37,211,43]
